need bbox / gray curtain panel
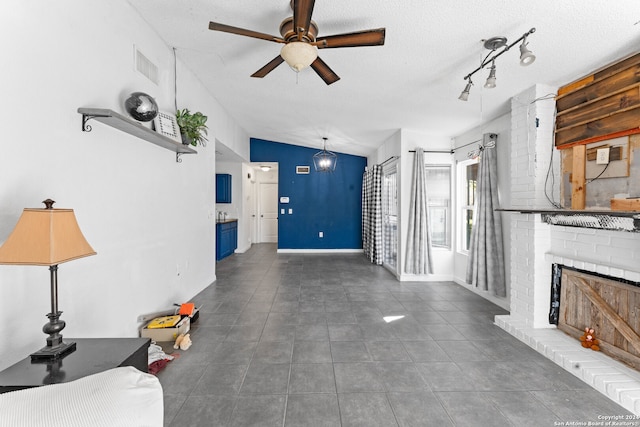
[466,134,506,297]
[362,165,383,265]
[405,147,433,274]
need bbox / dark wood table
[0,338,150,393]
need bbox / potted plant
[176,108,208,146]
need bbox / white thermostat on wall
[280,197,290,204]
[296,166,310,174]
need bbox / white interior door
[259,182,278,243]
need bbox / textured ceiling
[127,0,640,157]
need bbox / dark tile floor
[159,243,632,426]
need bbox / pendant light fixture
[313,137,337,172]
[458,28,536,101]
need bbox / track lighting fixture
[458,28,536,101]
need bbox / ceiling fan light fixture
[280,42,318,72]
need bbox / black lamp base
[30,341,76,362]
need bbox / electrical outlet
[596,148,610,165]
[319,231,323,238]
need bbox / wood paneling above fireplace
[556,53,640,149]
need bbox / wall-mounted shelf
[78,108,197,162]
[498,208,640,233]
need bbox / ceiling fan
[208,0,386,85]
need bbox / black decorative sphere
[124,92,158,122]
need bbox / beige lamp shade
[280,42,318,72]
[0,207,96,266]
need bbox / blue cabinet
[216,174,232,203]
[216,220,237,261]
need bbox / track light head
[458,80,473,101]
[519,36,536,66]
[484,61,497,89]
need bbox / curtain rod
[409,139,480,154]
[380,155,399,166]
[408,134,496,154]
[408,149,454,154]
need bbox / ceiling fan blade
[209,22,285,43]
[251,56,285,78]
[310,57,340,85]
[293,0,315,40]
[316,28,386,49]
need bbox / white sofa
[0,366,163,427]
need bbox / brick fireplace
[494,85,640,415]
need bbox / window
[458,159,478,252]
[382,163,398,271]
[425,165,451,248]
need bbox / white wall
[369,130,402,166]
[452,114,511,310]
[0,0,248,370]
[238,163,257,252]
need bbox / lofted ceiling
[126,0,640,157]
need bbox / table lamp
[0,199,96,360]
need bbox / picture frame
[153,111,182,143]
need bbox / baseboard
[235,243,251,254]
[397,273,453,282]
[277,249,364,254]
[453,277,510,310]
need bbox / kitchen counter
[216,218,237,224]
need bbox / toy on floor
[579,327,600,351]
[173,333,192,351]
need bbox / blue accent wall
[250,138,367,250]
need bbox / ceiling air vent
[134,46,159,85]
